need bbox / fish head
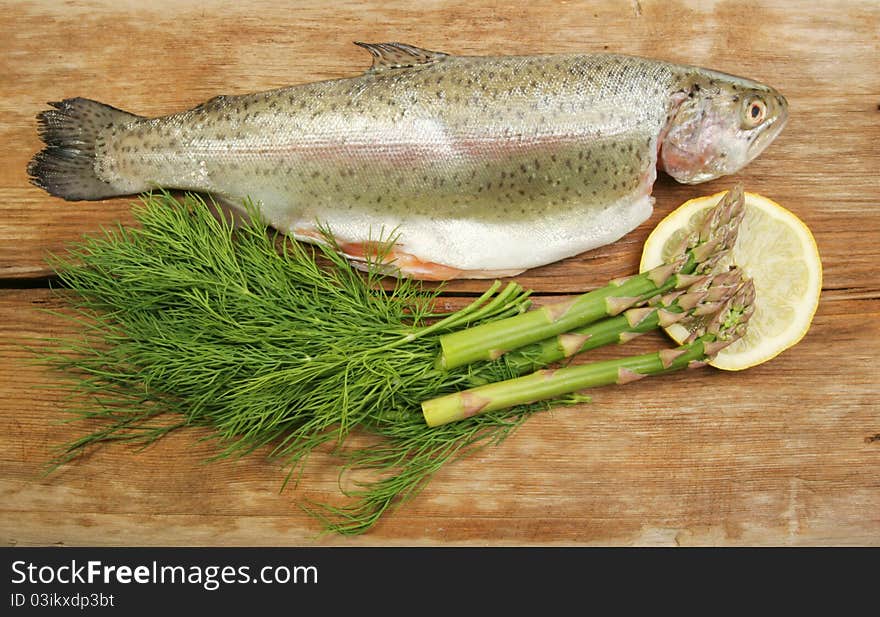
[659,70,788,184]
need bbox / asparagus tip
[687,185,747,272]
[705,277,756,346]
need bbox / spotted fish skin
[28,43,788,279]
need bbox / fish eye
[742,97,768,129]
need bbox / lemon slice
[640,191,822,370]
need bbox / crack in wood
[0,277,61,290]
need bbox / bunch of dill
[42,193,545,534]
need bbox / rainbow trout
[29,42,787,279]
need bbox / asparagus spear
[437,184,746,370]
[497,267,747,377]
[423,278,755,427]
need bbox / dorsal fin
[354,42,449,73]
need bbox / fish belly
[101,54,678,277]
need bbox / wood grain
[2,0,879,292]
[1,0,878,545]
[2,289,878,545]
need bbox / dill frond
[41,192,542,533]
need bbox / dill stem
[42,191,543,535]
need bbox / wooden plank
[1,0,878,295]
[1,288,878,545]
[2,0,879,546]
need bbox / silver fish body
[29,43,788,279]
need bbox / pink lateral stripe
[183,131,597,164]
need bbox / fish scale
[28,43,788,279]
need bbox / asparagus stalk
[437,185,746,370]
[497,267,746,376]
[423,278,755,427]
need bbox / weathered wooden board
[2,0,878,291]
[1,0,878,545]
[2,289,878,545]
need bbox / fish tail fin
[28,97,142,201]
